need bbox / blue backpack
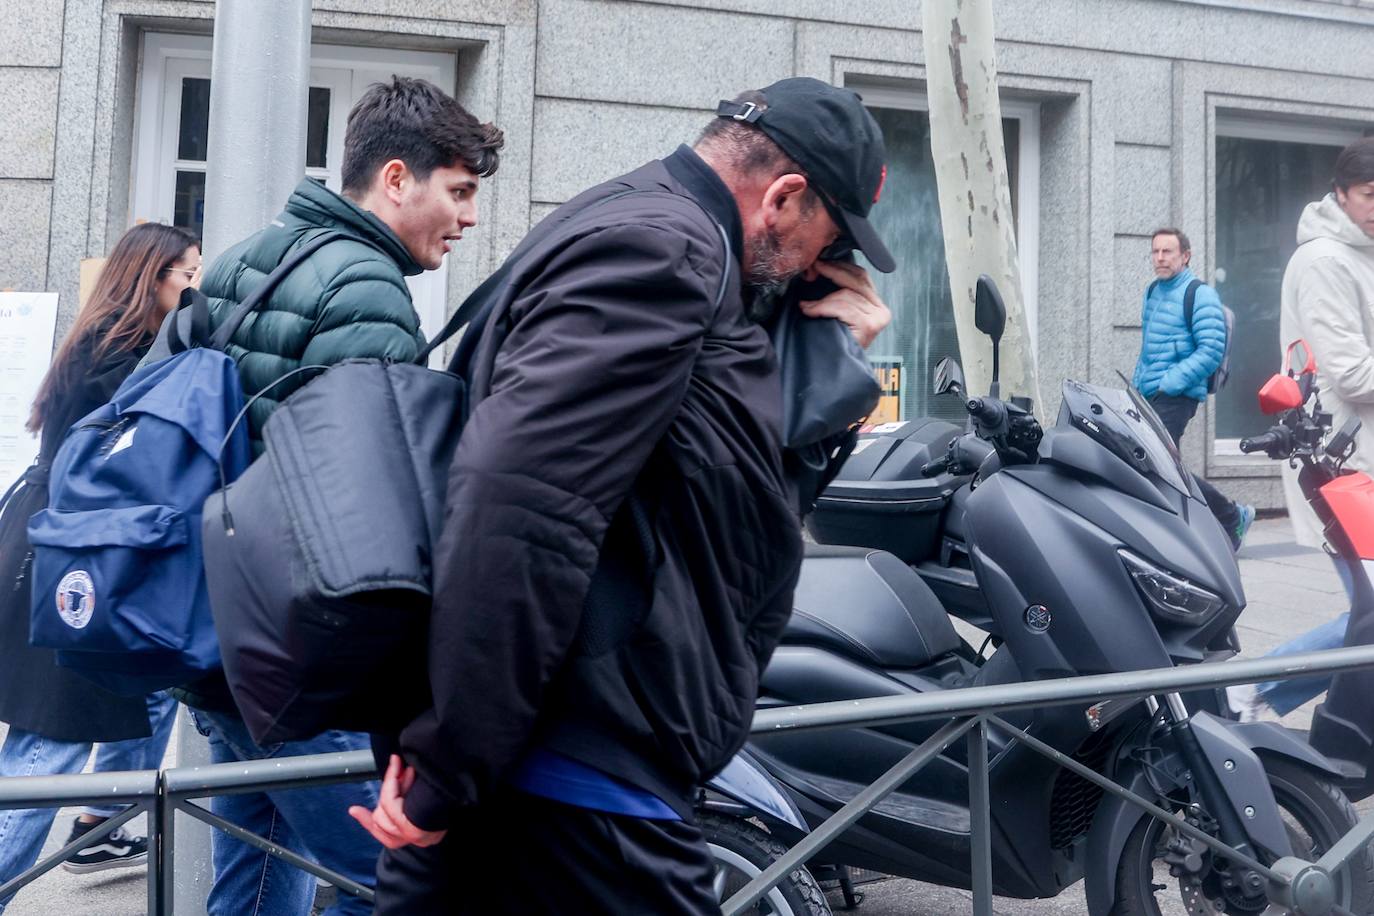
[26,349,250,694]
[26,231,344,695]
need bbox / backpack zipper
[12,551,32,592]
[91,417,132,458]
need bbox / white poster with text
[0,292,58,490]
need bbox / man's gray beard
[744,229,795,322]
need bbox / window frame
[848,83,1042,348]
[131,32,458,360]
[1210,114,1363,458]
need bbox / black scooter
[699,281,1372,915]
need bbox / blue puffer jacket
[1131,268,1227,401]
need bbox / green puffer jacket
[202,178,427,451]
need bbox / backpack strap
[413,191,657,369]
[162,286,214,355]
[209,229,357,352]
[1182,279,1203,344]
[415,258,510,367]
[418,188,732,371]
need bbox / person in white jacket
[1230,137,1374,721]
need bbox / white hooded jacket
[1279,193,1374,547]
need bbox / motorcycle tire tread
[699,813,833,916]
[1109,755,1374,915]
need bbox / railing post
[147,789,162,916]
[969,717,993,916]
[159,776,177,915]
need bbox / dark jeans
[1149,393,1242,533]
[374,790,718,915]
[188,710,380,916]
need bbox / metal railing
[5,646,1374,914]
[0,769,161,913]
[726,643,1374,916]
[0,751,378,915]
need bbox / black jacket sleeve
[398,222,722,829]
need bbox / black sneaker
[61,819,148,873]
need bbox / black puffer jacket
[398,147,804,828]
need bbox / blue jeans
[0,691,177,912]
[1256,556,1354,715]
[190,710,380,916]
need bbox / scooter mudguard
[706,750,809,834]
[1084,713,1334,915]
[1187,713,1295,859]
[1083,763,1156,916]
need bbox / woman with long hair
[0,222,199,906]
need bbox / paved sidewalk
[0,517,1361,914]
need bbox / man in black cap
[353,77,894,914]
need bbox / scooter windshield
[1059,379,1192,496]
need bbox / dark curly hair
[341,76,504,194]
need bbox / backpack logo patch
[55,571,95,629]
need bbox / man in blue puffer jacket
[1132,227,1255,550]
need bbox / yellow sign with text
[870,358,903,426]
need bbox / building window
[848,83,1039,424]
[132,33,457,348]
[1213,117,1361,451]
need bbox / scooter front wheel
[700,814,832,915]
[1111,756,1374,915]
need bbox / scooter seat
[788,545,962,669]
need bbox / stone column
[174,2,311,911]
[200,0,312,262]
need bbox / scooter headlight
[1119,549,1226,624]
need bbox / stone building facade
[4,0,1374,506]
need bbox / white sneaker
[1226,683,1266,723]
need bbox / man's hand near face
[798,260,892,349]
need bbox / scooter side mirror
[1285,339,1316,377]
[1258,374,1303,415]
[974,275,1007,344]
[933,357,966,397]
[975,275,1007,397]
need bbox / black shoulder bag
[201,190,729,746]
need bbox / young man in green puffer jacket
[1131,227,1255,551]
[187,77,503,916]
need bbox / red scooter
[1241,340,1374,799]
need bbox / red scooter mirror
[1259,374,1302,414]
[1259,339,1318,414]
[1285,339,1317,377]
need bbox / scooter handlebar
[1239,430,1283,454]
[920,457,950,478]
[966,397,1005,427]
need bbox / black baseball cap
[716,77,895,273]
